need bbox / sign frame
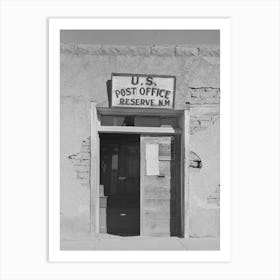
[110,72,176,109]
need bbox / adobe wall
[60,43,220,240]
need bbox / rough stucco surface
[60,43,220,240]
[189,111,220,237]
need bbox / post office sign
[111,73,176,109]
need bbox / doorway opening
[100,133,140,236]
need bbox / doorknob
[118,176,126,180]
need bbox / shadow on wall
[190,151,202,169]
[106,79,112,107]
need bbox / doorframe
[180,109,190,238]
[90,103,190,237]
[90,103,100,235]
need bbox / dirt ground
[61,234,220,251]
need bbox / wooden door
[140,135,182,236]
[100,134,140,236]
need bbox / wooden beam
[98,126,182,134]
[97,107,185,117]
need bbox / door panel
[100,134,140,236]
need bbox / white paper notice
[146,143,159,176]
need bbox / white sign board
[111,73,175,109]
[145,143,159,176]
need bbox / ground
[61,234,220,251]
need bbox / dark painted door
[100,134,140,236]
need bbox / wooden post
[181,109,190,238]
[90,102,100,235]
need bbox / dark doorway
[100,133,140,236]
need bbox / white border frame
[49,18,231,262]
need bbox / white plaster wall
[60,44,220,240]
[60,97,91,240]
[189,108,220,237]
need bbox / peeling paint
[191,195,219,210]
[68,137,90,187]
[207,185,220,206]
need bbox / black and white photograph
[58,27,222,251]
[1,1,280,279]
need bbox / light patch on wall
[191,195,219,210]
[207,185,220,206]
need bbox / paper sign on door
[145,143,159,176]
